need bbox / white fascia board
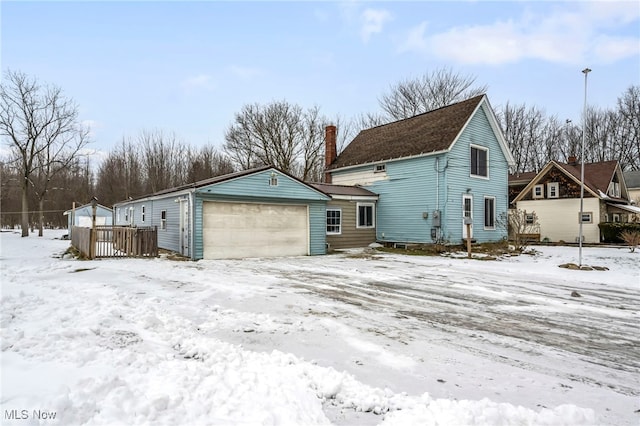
[329,149,450,174]
[330,195,379,201]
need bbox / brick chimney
[568,156,577,166]
[324,125,337,183]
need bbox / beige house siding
[326,200,376,249]
[331,167,387,186]
[516,198,601,243]
[628,188,640,205]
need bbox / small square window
[579,212,593,223]
[533,184,544,199]
[269,175,278,186]
[525,213,535,224]
[326,209,341,234]
[374,164,386,173]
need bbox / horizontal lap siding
[153,196,185,253]
[326,200,376,249]
[516,198,601,243]
[193,170,328,260]
[444,106,509,243]
[333,157,443,243]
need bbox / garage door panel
[203,202,309,259]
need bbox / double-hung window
[484,197,496,229]
[547,182,559,198]
[326,209,341,235]
[470,146,488,178]
[357,203,375,228]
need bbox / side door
[462,194,473,239]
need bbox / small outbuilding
[63,202,113,238]
[112,166,331,260]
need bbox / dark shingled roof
[309,183,378,197]
[328,95,485,170]
[557,160,619,195]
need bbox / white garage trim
[203,201,309,259]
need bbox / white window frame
[547,182,559,199]
[579,212,593,224]
[141,205,146,223]
[160,210,167,230]
[357,202,375,229]
[525,213,535,224]
[374,164,386,173]
[533,184,544,199]
[470,145,489,179]
[484,196,496,229]
[326,208,342,235]
[612,213,620,223]
[124,208,129,223]
[117,208,121,223]
[269,173,278,186]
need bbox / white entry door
[462,195,473,239]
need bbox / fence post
[90,197,98,259]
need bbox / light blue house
[325,94,515,245]
[113,166,330,259]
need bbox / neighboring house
[63,202,113,239]
[511,159,640,243]
[310,183,379,249]
[623,170,640,205]
[113,166,330,260]
[325,94,515,245]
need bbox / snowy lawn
[1,230,638,425]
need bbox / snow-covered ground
[1,229,638,425]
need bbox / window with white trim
[612,213,620,223]
[484,197,496,229]
[533,184,544,199]
[547,182,559,198]
[141,205,146,222]
[160,210,167,230]
[374,164,386,173]
[525,213,535,224]
[357,203,375,228]
[124,208,129,222]
[579,212,593,223]
[470,146,488,177]
[326,209,341,235]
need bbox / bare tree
[0,70,89,236]
[616,85,640,170]
[379,68,488,120]
[223,100,330,181]
[31,124,90,235]
[186,144,235,182]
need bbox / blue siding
[331,104,509,244]
[443,105,509,243]
[196,169,328,201]
[192,169,329,260]
[153,195,186,253]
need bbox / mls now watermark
[4,409,57,421]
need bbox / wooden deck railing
[72,226,158,259]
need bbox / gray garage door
[202,202,309,259]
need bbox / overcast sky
[2,1,639,157]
